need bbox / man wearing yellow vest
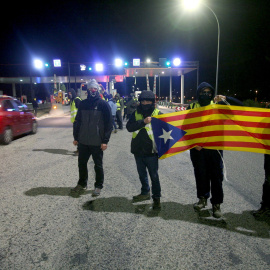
[126,90,162,210]
[68,88,82,155]
[115,94,123,130]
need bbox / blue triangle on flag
[151,117,186,158]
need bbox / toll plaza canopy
[0,61,199,104]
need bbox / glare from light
[146,58,151,63]
[173,58,181,66]
[34,59,43,69]
[182,0,201,10]
[95,63,104,72]
[115,58,123,67]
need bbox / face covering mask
[141,104,152,111]
[88,90,99,98]
[198,94,212,106]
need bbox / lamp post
[182,0,220,96]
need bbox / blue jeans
[112,116,117,130]
[134,154,161,199]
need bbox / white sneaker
[92,188,101,197]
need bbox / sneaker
[212,204,222,218]
[253,205,270,219]
[132,193,151,202]
[193,197,207,211]
[92,188,101,197]
[70,184,87,193]
[153,198,161,210]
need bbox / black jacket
[73,95,113,146]
[187,82,243,109]
[126,108,162,156]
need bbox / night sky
[1,0,270,100]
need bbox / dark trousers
[123,108,127,120]
[116,110,123,129]
[112,116,117,130]
[77,143,104,189]
[190,148,224,205]
[261,154,270,207]
[134,154,161,199]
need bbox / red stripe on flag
[160,108,270,123]
[178,119,269,130]
[182,130,270,141]
[166,141,270,155]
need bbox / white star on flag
[158,129,173,144]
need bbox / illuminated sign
[53,59,61,67]
[133,59,140,66]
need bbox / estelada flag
[151,104,270,159]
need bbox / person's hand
[195,146,203,151]
[144,117,152,124]
[214,95,226,103]
[101,144,107,151]
[73,140,78,146]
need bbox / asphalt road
[0,105,269,270]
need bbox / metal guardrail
[157,101,188,109]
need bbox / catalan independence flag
[151,104,270,159]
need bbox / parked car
[0,95,37,144]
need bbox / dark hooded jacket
[187,82,243,109]
[69,89,81,109]
[73,93,113,146]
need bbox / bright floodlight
[95,63,104,72]
[115,58,123,67]
[173,58,181,66]
[34,59,43,69]
[183,0,201,10]
[146,58,151,63]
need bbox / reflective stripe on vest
[132,108,160,153]
[70,97,81,123]
[116,100,121,110]
[190,100,214,109]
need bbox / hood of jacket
[196,82,215,98]
[69,89,77,100]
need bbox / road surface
[0,105,269,269]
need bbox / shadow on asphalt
[33,149,77,156]
[82,196,270,239]
[24,187,92,198]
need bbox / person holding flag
[187,82,243,218]
[126,90,162,210]
[253,154,270,218]
[253,103,270,218]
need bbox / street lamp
[182,0,220,96]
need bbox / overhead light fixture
[33,59,43,69]
[115,58,123,67]
[173,58,181,66]
[95,63,104,72]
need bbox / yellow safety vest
[190,100,214,109]
[70,97,82,123]
[132,108,160,153]
[116,100,121,111]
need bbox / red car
[0,95,38,144]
